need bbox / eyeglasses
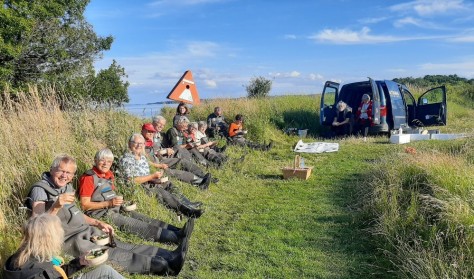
[55,168,75,177]
[132,141,145,146]
[99,159,113,165]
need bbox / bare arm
[31,192,75,217]
[80,196,122,211]
[132,171,163,184]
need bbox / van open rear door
[370,78,380,125]
[320,81,339,126]
[416,86,447,126]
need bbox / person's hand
[110,196,123,207]
[79,252,92,266]
[160,164,169,170]
[167,148,174,156]
[54,192,75,208]
[96,220,114,234]
[153,171,163,179]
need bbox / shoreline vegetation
[1,85,474,278]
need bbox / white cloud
[419,59,474,77]
[449,34,474,42]
[310,27,408,44]
[204,79,217,88]
[309,73,323,80]
[284,34,297,40]
[270,71,301,78]
[359,17,389,24]
[187,41,219,57]
[390,0,468,17]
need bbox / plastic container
[91,234,110,246]
[86,248,109,266]
[298,129,308,138]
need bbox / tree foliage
[91,60,129,107]
[0,0,128,107]
[246,76,272,98]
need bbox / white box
[390,134,411,144]
[431,134,466,140]
[409,134,431,141]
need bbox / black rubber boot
[178,203,204,218]
[178,194,203,208]
[167,233,189,275]
[150,256,171,275]
[157,227,180,244]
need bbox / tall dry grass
[358,144,474,278]
[0,86,141,264]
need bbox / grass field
[1,87,474,278]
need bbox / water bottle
[399,127,403,135]
[300,158,305,169]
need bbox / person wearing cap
[206,106,229,138]
[25,154,190,276]
[141,123,212,190]
[119,133,205,218]
[78,148,195,245]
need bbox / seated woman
[228,114,273,151]
[186,122,227,166]
[78,148,194,245]
[355,93,373,141]
[119,133,205,217]
[331,101,353,137]
[3,214,124,279]
[173,102,191,128]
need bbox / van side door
[384,80,407,129]
[320,81,339,126]
[416,86,447,126]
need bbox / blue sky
[85,0,474,105]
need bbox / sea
[123,103,173,118]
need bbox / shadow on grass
[316,171,396,279]
[271,110,323,137]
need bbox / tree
[90,60,129,107]
[246,76,272,98]
[0,0,113,92]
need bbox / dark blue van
[320,78,447,134]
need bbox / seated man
[331,101,353,137]
[25,154,188,276]
[167,118,210,167]
[141,122,211,189]
[229,114,273,151]
[78,148,194,245]
[206,106,229,138]
[119,133,205,217]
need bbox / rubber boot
[167,233,189,275]
[157,227,180,244]
[178,194,203,208]
[150,256,171,275]
[178,203,204,218]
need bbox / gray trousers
[63,225,160,274]
[162,157,205,183]
[105,210,179,242]
[74,264,124,279]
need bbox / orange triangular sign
[167,70,200,105]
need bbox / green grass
[2,88,474,278]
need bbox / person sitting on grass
[167,118,210,167]
[119,133,206,216]
[228,114,273,151]
[141,122,212,189]
[78,148,194,245]
[25,154,189,276]
[3,213,125,279]
[173,102,191,128]
[186,121,227,167]
[206,106,229,138]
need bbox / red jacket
[356,100,373,124]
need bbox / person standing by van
[355,94,373,141]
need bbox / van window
[323,87,336,107]
[386,82,406,128]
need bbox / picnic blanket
[294,140,339,153]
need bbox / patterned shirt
[119,152,150,179]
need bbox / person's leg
[73,264,125,279]
[106,212,183,244]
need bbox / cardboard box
[390,134,411,144]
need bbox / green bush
[246,76,272,98]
